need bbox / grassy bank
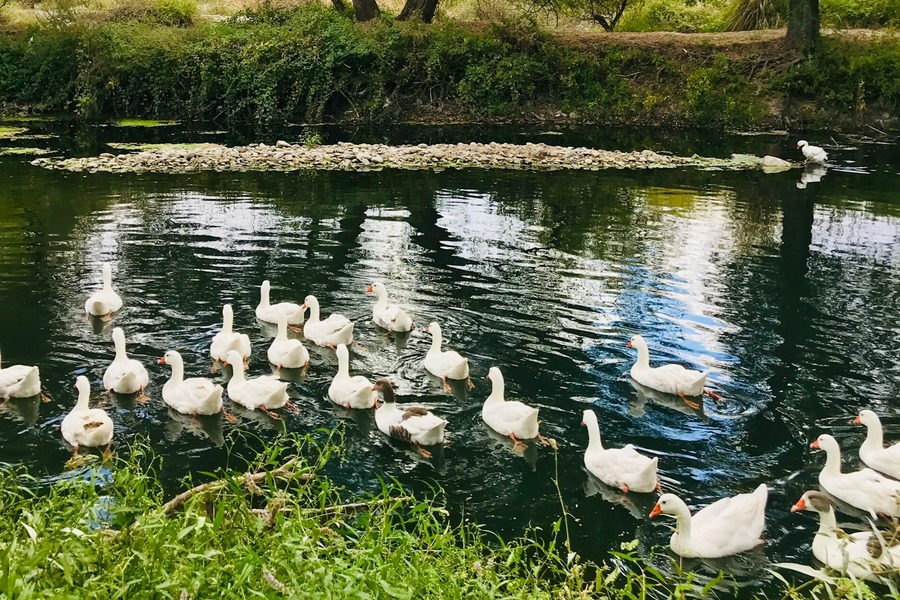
[0,5,897,131]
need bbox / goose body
[302,295,353,347]
[792,490,900,581]
[373,378,447,454]
[102,327,149,394]
[0,348,41,399]
[582,409,659,493]
[423,322,469,381]
[61,376,114,450]
[160,350,223,415]
[268,311,309,369]
[482,367,539,441]
[367,282,414,332]
[811,434,900,518]
[255,280,304,325]
[854,410,900,480]
[211,304,251,362]
[224,350,289,413]
[84,263,123,317]
[797,140,828,164]
[650,484,768,558]
[627,335,708,397]
[327,344,374,409]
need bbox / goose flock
[1,257,897,579]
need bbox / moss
[0,126,27,138]
[113,118,179,127]
[0,146,52,154]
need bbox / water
[1,123,899,593]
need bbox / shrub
[619,0,727,32]
[820,0,900,28]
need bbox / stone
[276,140,290,148]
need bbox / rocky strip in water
[30,141,794,174]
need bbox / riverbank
[28,140,796,173]
[0,7,898,132]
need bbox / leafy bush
[820,0,900,28]
[619,0,727,32]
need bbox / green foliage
[820,0,900,28]
[619,0,726,33]
[0,433,698,598]
[683,54,760,127]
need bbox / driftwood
[249,495,421,522]
[160,458,314,515]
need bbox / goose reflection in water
[164,408,226,447]
[628,378,707,421]
[583,470,658,521]
[796,165,828,189]
[484,427,539,468]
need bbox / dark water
[1,122,899,593]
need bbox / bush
[619,0,727,32]
[106,0,199,26]
[820,0,900,28]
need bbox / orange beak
[484,374,490,380]
[158,356,166,364]
[810,439,820,449]
[852,416,861,425]
[649,503,662,518]
[366,285,373,293]
[790,498,806,513]
[626,340,633,349]
[300,303,306,310]
[581,421,585,427]
[424,327,430,333]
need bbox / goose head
[625,334,647,351]
[159,350,183,369]
[74,375,91,409]
[301,295,319,318]
[853,409,880,428]
[797,140,808,150]
[810,433,840,454]
[649,493,690,520]
[424,321,441,337]
[223,350,245,377]
[791,490,833,514]
[366,281,386,296]
[372,378,396,408]
[259,280,271,305]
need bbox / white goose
[367,282,414,332]
[649,484,768,558]
[373,378,447,457]
[0,347,41,399]
[423,322,470,390]
[159,350,224,415]
[482,367,542,449]
[84,263,123,318]
[792,490,900,582]
[61,376,114,452]
[797,140,828,164]
[255,280,304,326]
[582,409,660,494]
[327,344,374,409]
[268,312,309,369]
[301,295,353,347]
[210,304,251,363]
[811,434,900,518]
[627,335,719,402]
[224,350,290,418]
[853,410,900,480]
[102,327,149,395]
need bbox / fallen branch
[249,495,423,521]
[161,459,314,515]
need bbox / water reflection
[0,135,898,596]
[796,164,827,189]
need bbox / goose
[210,304,251,363]
[0,347,41,399]
[853,410,900,480]
[61,376,114,453]
[102,327,149,396]
[224,350,290,419]
[255,280,304,326]
[791,490,900,581]
[373,378,446,457]
[367,282,414,332]
[626,335,720,403]
[423,322,470,391]
[267,311,309,369]
[649,484,768,558]
[327,344,374,409]
[84,263,123,318]
[301,295,353,347]
[797,140,828,164]
[159,350,224,415]
[482,367,543,450]
[811,434,900,518]
[582,409,660,494]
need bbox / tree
[585,0,629,31]
[786,0,819,52]
[351,0,379,21]
[396,0,439,23]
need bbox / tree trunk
[396,0,438,22]
[352,0,379,21]
[786,0,819,52]
[330,0,346,11]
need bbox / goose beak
[424,327,430,333]
[300,303,306,311]
[581,421,585,426]
[484,374,490,380]
[810,440,820,449]
[852,416,861,425]
[626,340,633,348]
[649,503,662,518]
[366,285,373,293]
[158,356,166,364]
[371,385,377,391]
[791,498,806,513]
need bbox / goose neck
[428,330,442,354]
[308,302,320,323]
[486,375,505,404]
[260,286,270,308]
[634,343,650,368]
[817,508,838,536]
[223,309,234,333]
[861,422,884,453]
[821,445,843,476]
[337,349,350,378]
[276,317,288,341]
[75,386,91,410]
[584,417,604,453]
[102,266,113,290]
[114,335,127,361]
[167,358,184,386]
[229,360,246,383]
[669,502,693,547]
